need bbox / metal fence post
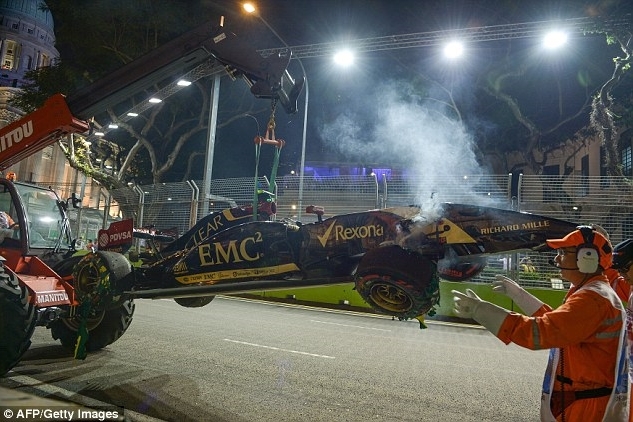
[187,180,199,227]
[134,185,145,228]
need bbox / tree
[590,25,633,176]
[475,20,632,176]
[9,1,272,189]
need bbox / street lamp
[243,2,309,221]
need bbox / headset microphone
[548,258,578,270]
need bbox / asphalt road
[1,297,548,421]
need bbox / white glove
[452,289,509,337]
[492,275,544,316]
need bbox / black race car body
[96,202,577,321]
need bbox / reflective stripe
[603,317,622,325]
[532,319,543,349]
[596,331,623,339]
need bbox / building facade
[0,0,72,185]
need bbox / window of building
[2,40,17,70]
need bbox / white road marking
[310,319,391,331]
[223,338,335,359]
[218,296,481,329]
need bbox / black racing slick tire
[355,246,440,320]
[0,263,36,376]
[49,299,135,351]
[49,251,134,351]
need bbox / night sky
[193,0,631,180]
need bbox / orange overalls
[497,277,628,421]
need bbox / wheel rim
[365,276,413,313]
[62,257,107,331]
[75,260,101,300]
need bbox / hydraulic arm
[0,19,304,171]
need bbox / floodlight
[543,31,568,49]
[333,49,355,67]
[443,41,464,59]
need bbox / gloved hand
[452,289,510,337]
[492,274,544,316]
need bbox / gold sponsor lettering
[317,220,384,246]
[480,224,520,235]
[199,232,262,266]
[334,224,383,241]
[176,263,301,284]
[173,261,188,273]
[189,214,226,248]
[521,220,550,230]
[480,220,551,235]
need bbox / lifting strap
[253,100,285,221]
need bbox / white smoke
[319,79,495,213]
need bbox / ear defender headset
[576,226,600,273]
[575,225,613,273]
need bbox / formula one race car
[1,198,580,375]
[68,203,579,342]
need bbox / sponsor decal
[173,261,188,273]
[0,121,33,152]
[198,232,263,266]
[98,219,134,248]
[36,290,69,304]
[480,219,550,235]
[316,220,384,247]
[98,232,109,247]
[186,212,246,249]
[176,263,300,284]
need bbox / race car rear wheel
[355,246,440,320]
[49,251,134,351]
[0,263,36,376]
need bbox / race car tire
[437,250,487,282]
[49,299,135,351]
[49,251,134,351]
[355,246,440,320]
[174,296,215,308]
[0,263,36,376]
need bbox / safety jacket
[496,276,628,421]
[611,274,633,422]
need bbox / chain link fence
[51,173,633,289]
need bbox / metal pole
[202,74,221,216]
[297,75,308,222]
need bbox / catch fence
[52,173,633,289]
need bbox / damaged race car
[20,200,576,366]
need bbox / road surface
[1,296,548,421]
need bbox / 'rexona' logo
[317,220,384,247]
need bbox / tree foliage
[9,0,267,189]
